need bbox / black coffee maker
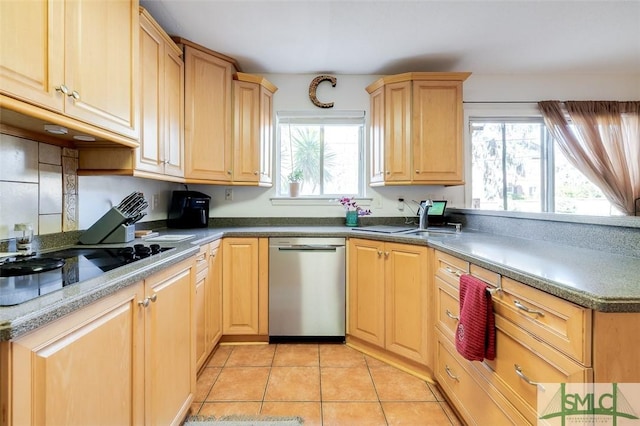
[167,191,211,228]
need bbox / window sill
[270,197,372,207]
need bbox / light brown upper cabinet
[178,39,277,185]
[78,7,185,181]
[232,73,277,186]
[177,38,237,183]
[366,72,471,186]
[0,0,139,145]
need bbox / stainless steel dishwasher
[269,237,345,341]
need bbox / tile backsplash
[0,133,78,240]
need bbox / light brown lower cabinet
[0,258,195,426]
[433,249,640,425]
[347,238,431,372]
[221,237,269,337]
[195,240,222,371]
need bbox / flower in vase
[338,197,372,216]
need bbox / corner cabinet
[0,0,139,145]
[0,259,195,426]
[366,72,471,186]
[347,238,432,374]
[232,73,277,186]
[77,7,185,181]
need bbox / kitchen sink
[400,228,459,237]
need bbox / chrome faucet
[418,200,433,230]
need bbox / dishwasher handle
[277,245,341,252]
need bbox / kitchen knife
[118,192,139,210]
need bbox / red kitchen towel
[455,274,496,361]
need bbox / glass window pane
[554,144,612,215]
[278,118,363,197]
[504,123,542,213]
[471,122,505,210]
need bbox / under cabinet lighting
[44,124,68,135]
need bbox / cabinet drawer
[435,331,529,426]
[476,315,592,424]
[434,250,469,288]
[435,276,459,341]
[195,244,209,273]
[492,276,591,365]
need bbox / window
[276,111,365,197]
[470,118,614,214]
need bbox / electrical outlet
[397,197,404,211]
[224,188,233,201]
[151,194,159,211]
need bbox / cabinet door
[412,80,464,184]
[348,238,385,347]
[208,241,223,349]
[384,81,412,183]
[163,43,185,177]
[369,86,385,185]
[384,243,430,364]
[222,238,260,334]
[64,0,138,139]
[138,12,165,175]
[0,0,64,110]
[184,46,234,181]
[259,86,274,185]
[145,260,195,425]
[195,267,208,370]
[9,283,145,426]
[233,80,261,182]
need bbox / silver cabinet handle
[254,171,259,175]
[377,250,383,257]
[149,293,158,303]
[138,298,150,308]
[514,364,545,390]
[445,309,459,321]
[384,251,390,257]
[55,85,70,95]
[69,90,80,100]
[385,170,390,175]
[445,266,462,277]
[445,365,459,381]
[227,170,232,175]
[514,300,544,316]
[415,170,420,174]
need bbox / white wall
[77,72,640,225]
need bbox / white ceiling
[140,0,640,75]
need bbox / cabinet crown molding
[366,72,472,94]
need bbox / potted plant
[287,169,303,197]
[339,197,371,226]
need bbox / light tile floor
[190,343,462,425]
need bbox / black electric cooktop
[0,244,174,307]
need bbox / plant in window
[287,169,304,183]
[287,169,303,197]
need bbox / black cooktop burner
[0,257,66,277]
[0,244,174,306]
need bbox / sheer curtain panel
[539,100,640,215]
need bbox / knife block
[79,207,132,244]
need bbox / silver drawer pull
[445,309,459,321]
[445,266,462,277]
[445,365,459,381]
[514,300,545,316]
[514,364,545,391]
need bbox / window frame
[465,103,614,216]
[274,110,366,199]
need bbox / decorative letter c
[309,75,337,108]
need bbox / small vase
[345,211,358,227]
[289,182,300,197]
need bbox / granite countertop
[2,225,639,341]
